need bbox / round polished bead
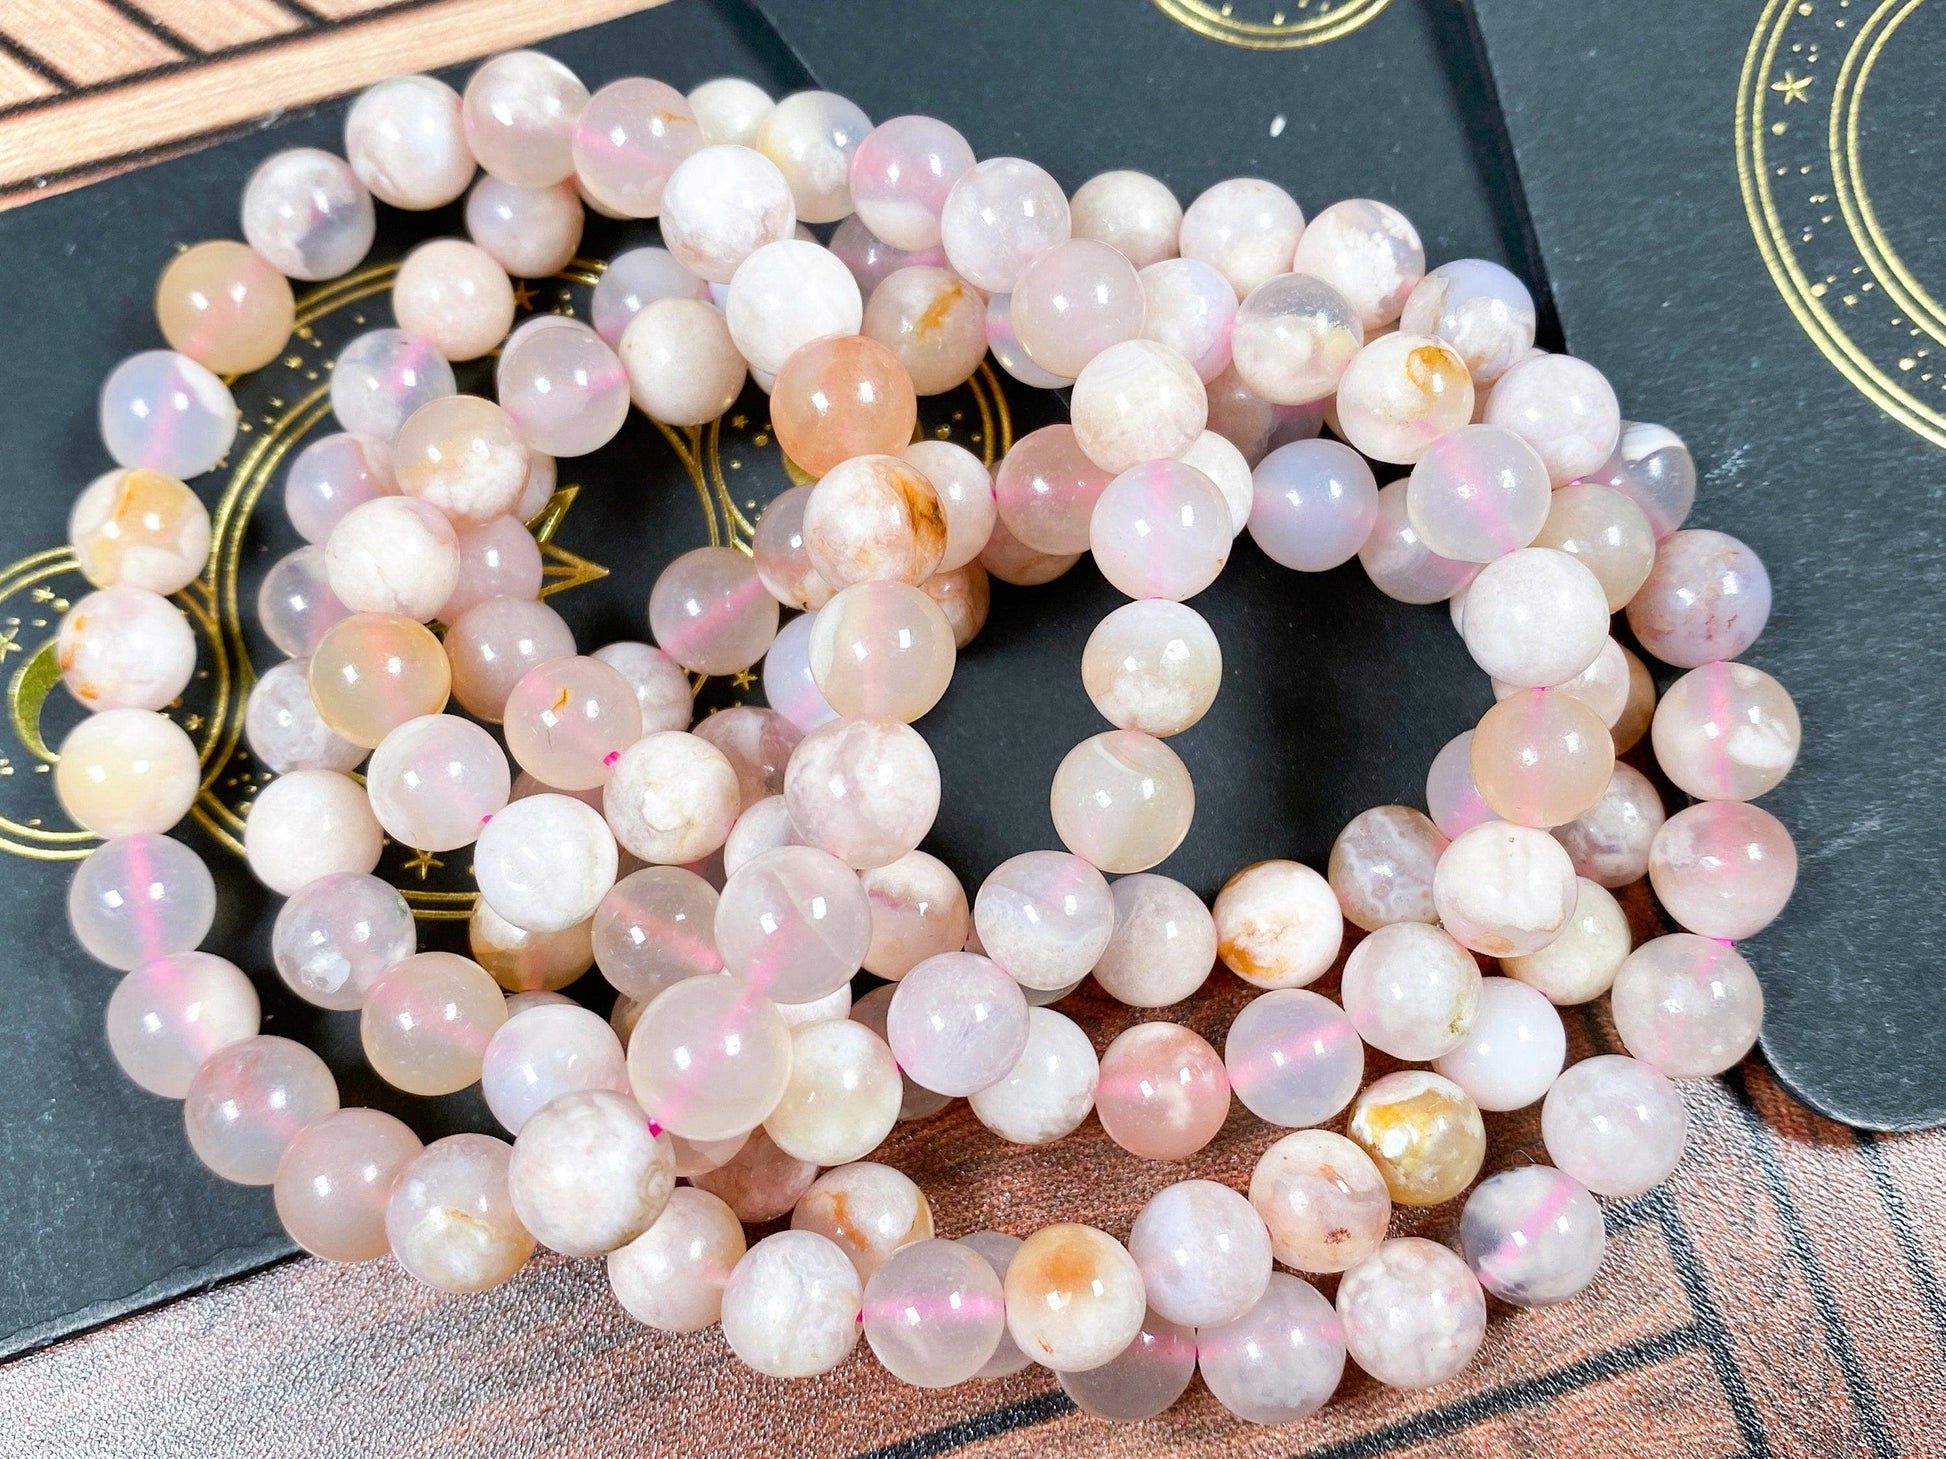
[1328,805,1446,931]
[1400,258,1536,383]
[1472,689,1615,829]
[1130,1179,1272,1328]
[1612,645,1659,753]
[391,240,515,363]
[1225,988,1364,1129]
[1652,661,1800,803]
[649,546,779,675]
[1335,333,1474,465]
[346,74,473,209]
[1347,1071,1486,1207]
[185,1035,337,1185]
[1050,730,1195,874]
[1494,636,1632,730]
[475,791,617,932]
[689,78,774,145]
[1405,423,1551,563]
[461,51,587,188]
[99,351,238,482]
[68,833,214,972]
[784,715,939,868]
[1071,169,1180,268]
[627,973,791,1140]
[1205,361,1279,461]
[792,1160,933,1277]
[937,156,1068,292]
[1434,819,1578,958]
[571,77,699,217]
[500,656,641,792]
[1095,1021,1229,1161]
[1198,1273,1346,1423]
[240,147,373,281]
[1337,1238,1486,1388]
[495,321,627,458]
[366,713,508,851]
[1632,526,1773,671]
[885,951,1030,1096]
[850,114,973,253]
[1648,800,1797,940]
[1542,1054,1688,1197]
[985,289,1072,389]
[751,484,832,611]
[608,1186,746,1333]
[1004,1224,1146,1374]
[861,1238,1006,1389]
[1232,272,1364,404]
[446,596,574,721]
[443,515,543,621]
[592,641,692,734]
[465,176,583,278]
[272,871,413,1011]
[862,265,986,395]
[1484,353,1621,485]
[1060,1305,1196,1420]
[1532,482,1655,611]
[330,328,456,441]
[69,468,211,594]
[1460,1165,1605,1308]
[593,865,722,999]
[274,1108,423,1263]
[243,768,383,894]
[1180,430,1254,537]
[1251,1130,1391,1274]
[1247,438,1380,572]
[959,1233,1033,1377]
[1179,178,1305,299]
[1071,340,1208,474]
[386,1133,534,1292]
[659,143,795,283]
[284,433,395,546]
[980,512,1080,585]
[105,952,259,1098]
[618,295,749,427]
[1462,546,1610,689]
[764,1017,900,1164]
[1090,460,1231,602]
[1291,198,1424,329]
[1343,923,1481,1061]
[771,335,916,477]
[155,240,294,375]
[901,441,993,572]
[693,1127,815,1221]
[480,1002,630,1135]
[858,850,968,979]
[54,708,199,838]
[1213,859,1343,990]
[1009,238,1145,379]
[360,951,505,1096]
[693,704,800,811]
[1091,873,1216,1008]
[1553,764,1666,888]
[973,850,1114,993]
[807,580,955,722]
[508,1088,673,1259]
[722,1229,863,1378]
[593,246,708,344]
[1502,877,1630,1005]
[804,455,946,590]
[308,612,450,748]
[726,238,863,375]
[467,909,584,995]
[831,214,946,297]
[602,730,739,865]
[1138,257,1236,384]
[1433,975,1567,1111]
[1359,478,1480,604]
[967,1007,1098,1145]
[1588,420,1697,539]
[323,496,459,622]
[256,546,350,659]
[755,91,869,224]
[993,423,1114,557]
[57,586,194,713]
[715,844,870,1003]
[1612,933,1764,1078]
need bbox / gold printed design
[1738,0,1946,447]
[1153,0,1392,49]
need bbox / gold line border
[1151,0,1392,50]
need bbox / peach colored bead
[726,238,863,376]
[1010,238,1146,379]
[1532,482,1655,611]
[57,585,194,713]
[105,952,259,1098]
[361,951,506,1096]
[308,612,450,748]
[993,423,1114,557]
[1472,689,1615,829]
[1179,178,1306,300]
[690,77,773,146]
[243,768,383,895]
[861,850,970,979]
[771,334,917,476]
[1613,644,1658,753]
[980,513,1080,586]
[1213,859,1344,991]
[68,468,210,595]
[687,1129,809,1221]
[461,51,588,188]
[900,441,994,574]
[1553,763,1666,888]
[1090,459,1231,602]
[185,1035,338,1185]
[446,596,574,722]
[1290,199,1425,330]
[1095,1021,1231,1161]
[155,240,294,375]
[627,973,792,1140]
[386,1133,535,1292]
[1434,820,1580,958]
[764,1018,901,1164]
[1651,661,1800,802]
[469,897,592,993]
[619,296,749,427]
[692,704,800,810]
[923,562,990,649]
[649,545,779,675]
[54,709,199,838]
[392,239,515,362]
[1347,1070,1486,1207]
[659,143,796,283]
[394,394,530,526]
[1612,933,1764,1078]
[1050,730,1194,875]
[367,712,510,851]
[1072,169,1181,270]
[1648,800,1797,940]
[1494,636,1631,730]
[274,1107,423,1262]
[346,74,474,210]
[1335,333,1474,464]
[1070,339,1209,474]
[863,265,988,395]
[804,454,947,589]
[465,176,583,277]
[1250,1130,1391,1274]
[1328,805,1447,931]
[808,579,955,722]
[571,77,700,218]
[940,156,1071,292]
[1004,1224,1147,1373]
[501,655,642,791]
[792,1160,933,1276]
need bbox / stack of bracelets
[57,51,1796,1422]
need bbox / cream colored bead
[620,297,749,426]
[55,708,200,837]
[243,768,384,895]
[1502,878,1631,1005]
[1213,860,1345,990]
[603,731,741,864]
[392,239,516,362]
[763,1019,901,1165]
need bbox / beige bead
[863,266,988,395]
[155,240,295,375]
[1213,860,1344,990]
[1050,730,1196,875]
[346,75,475,210]
[1004,1223,1148,1373]
[1502,878,1630,1005]
[619,297,748,426]
[392,239,516,362]
[608,1186,746,1333]
[603,731,740,864]
[508,1089,675,1257]
[804,455,947,589]
[243,769,384,896]
[1070,169,1182,270]
[394,395,530,526]
[1432,820,1578,958]
[791,1160,933,1279]
[763,1019,901,1164]
[69,468,211,595]
[1070,340,1209,473]
[55,708,200,837]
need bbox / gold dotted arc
[1152,0,1393,49]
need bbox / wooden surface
[0,4,1942,1457]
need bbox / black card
[1469,0,1946,1131]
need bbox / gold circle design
[1737,0,1946,448]
[1152,0,1392,49]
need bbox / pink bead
[993,424,1115,557]
[973,850,1115,993]
[444,515,542,620]
[361,951,507,1097]
[1010,239,1146,379]
[860,850,969,979]
[714,845,870,1003]
[862,1238,1007,1389]
[940,157,1070,292]
[1081,599,1222,737]
[243,668,361,771]
[755,91,870,225]
[570,77,699,217]
[1089,460,1231,602]
[391,240,515,363]
[626,973,792,1140]
[1095,1021,1230,1161]
[763,612,838,734]
[1400,258,1536,383]
[242,768,384,895]
[1459,1166,1605,1308]
[1612,933,1764,1078]
[849,115,974,252]
[330,328,456,442]
[752,484,834,611]
[1071,340,1209,474]
[185,1034,339,1185]
[1139,257,1237,383]
[1058,1306,1197,1421]
[1291,199,1424,330]
[1553,763,1665,887]
[501,656,642,791]
[1050,730,1195,874]
[446,596,576,721]
[1405,423,1552,563]
[274,1108,423,1263]
[68,833,215,971]
[480,1003,631,1134]
[464,176,583,278]
[1426,730,1496,840]
[1359,479,1480,604]
[1541,1054,1688,1197]
[462,51,588,188]
[830,214,946,297]
[1246,438,1379,572]
[325,496,459,621]
[105,952,260,1098]
[272,872,414,1011]
[1328,805,1446,931]
[386,1133,535,1292]
[1648,800,1797,940]
[649,546,780,675]
[692,704,801,811]
[608,1185,746,1333]
[257,545,351,658]
[1250,1130,1391,1274]
[1091,873,1216,1008]
[240,148,374,282]
[367,713,511,851]
[980,511,1080,586]
[784,715,939,869]
[1626,529,1773,669]
[497,319,629,458]
[885,951,1031,1096]
[57,585,194,713]
[1586,421,1696,539]
[1179,178,1306,300]
[1337,1238,1486,1388]
[1129,1179,1272,1328]
[1483,353,1621,485]
[593,865,722,1000]
[808,580,956,722]
[985,290,1073,389]
[851,985,953,1122]
[284,433,395,544]
[1198,1273,1346,1422]
[592,246,709,343]
[1225,988,1365,1128]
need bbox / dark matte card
[1469,0,1946,1130]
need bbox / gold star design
[731,669,757,690]
[511,281,539,310]
[0,626,17,662]
[401,847,444,880]
[180,713,204,732]
[525,484,611,600]
[1771,70,1813,103]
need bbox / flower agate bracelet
[57,50,1796,1424]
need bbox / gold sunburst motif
[1152,0,1393,50]
[1737,0,1946,448]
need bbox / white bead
[1178,430,1254,535]
[475,792,618,933]
[608,1185,746,1332]
[659,144,797,284]
[1433,976,1566,1110]
[1432,821,1578,958]
[1460,547,1610,689]
[1070,340,1208,474]
[345,75,474,210]
[602,731,741,865]
[968,1008,1099,1145]
[507,1088,674,1258]
[720,1229,863,1378]
[725,239,862,376]
[244,769,383,896]
[1502,878,1630,1004]
[1128,1179,1273,1328]
[689,77,775,147]
[324,497,459,621]
[1213,860,1344,990]
[763,1019,901,1165]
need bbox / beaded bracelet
[56,49,1798,1423]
